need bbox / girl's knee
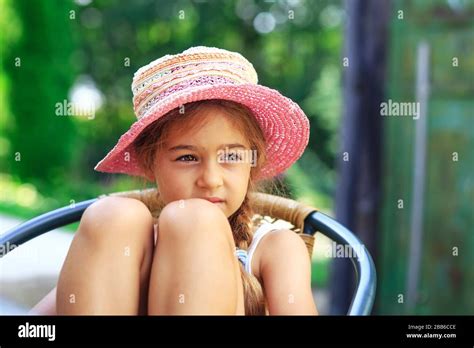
[157,198,234,250]
[78,196,154,246]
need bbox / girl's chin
[215,202,228,214]
[208,201,230,216]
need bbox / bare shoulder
[80,196,153,229]
[260,229,308,263]
[253,228,308,280]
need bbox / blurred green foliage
[3,0,79,184]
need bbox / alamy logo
[0,241,17,257]
[18,322,56,341]
[55,99,95,120]
[380,99,420,120]
[217,147,257,167]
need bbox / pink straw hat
[94,46,310,180]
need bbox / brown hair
[133,99,276,315]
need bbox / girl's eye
[176,154,198,162]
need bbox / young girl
[30,46,317,315]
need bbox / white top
[240,222,279,276]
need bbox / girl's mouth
[202,197,225,204]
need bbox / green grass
[0,202,37,221]
[0,174,146,233]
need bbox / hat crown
[131,46,259,119]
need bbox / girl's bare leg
[56,197,155,315]
[148,199,240,315]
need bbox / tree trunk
[330,0,390,315]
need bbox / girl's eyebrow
[168,143,247,151]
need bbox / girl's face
[153,106,253,218]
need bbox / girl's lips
[202,197,225,203]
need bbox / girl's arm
[29,286,57,315]
[259,229,318,315]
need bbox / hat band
[133,64,251,109]
[135,74,240,119]
[132,59,254,96]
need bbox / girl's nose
[196,160,224,189]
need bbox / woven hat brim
[94,83,310,181]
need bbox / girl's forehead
[166,109,249,144]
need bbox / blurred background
[0,0,473,315]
